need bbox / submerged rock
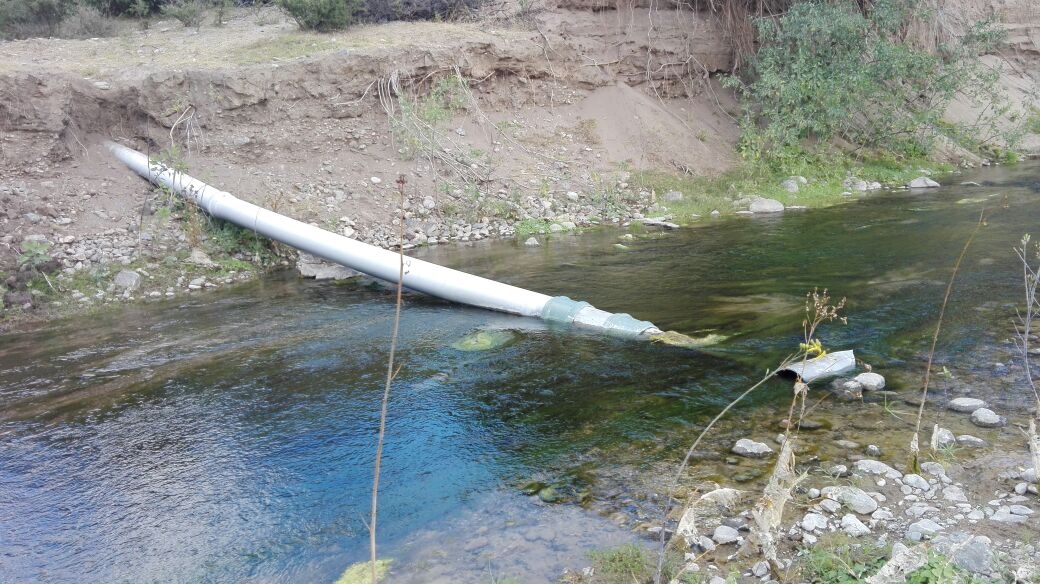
[731,438,774,458]
[854,372,886,391]
[451,329,519,352]
[948,397,987,413]
[970,408,1007,428]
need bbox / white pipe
[778,350,856,383]
[107,142,692,342]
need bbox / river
[1,162,1038,582]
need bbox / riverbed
[2,163,1038,582]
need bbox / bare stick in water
[369,176,408,583]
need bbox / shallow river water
[2,163,1039,582]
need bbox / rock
[113,270,141,291]
[370,177,382,184]
[932,427,956,449]
[956,435,987,448]
[422,197,436,210]
[907,518,942,541]
[841,513,871,537]
[801,512,829,532]
[854,372,886,391]
[781,178,800,193]
[752,560,770,577]
[908,176,940,188]
[942,484,968,503]
[936,533,994,576]
[663,190,684,202]
[970,408,1006,428]
[865,444,882,457]
[902,474,930,491]
[697,535,716,552]
[187,248,218,268]
[524,237,539,247]
[855,459,903,479]
[822,486,878,514]
[1008,504,1033,516]
[93,81,110,90]
[818,499,841,514]
[989,506,1027,523]
[829,464,850,478]
[297,252,359,280]
[948,397,987,413]
[712,525,740,545]
[732,438,774,458]
[749,198,785,213]
[919,462,947,479]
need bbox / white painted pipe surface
[107,142,675,340]
[779,350,856,383]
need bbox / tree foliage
[730,0,1007,165]
[276,0,361,31]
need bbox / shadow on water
[1,162,1039,582]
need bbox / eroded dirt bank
[2,0,1039,324]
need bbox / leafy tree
[730,0,1006,165]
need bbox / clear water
[1,163,1038,582]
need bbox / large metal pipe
[108,142,698,344]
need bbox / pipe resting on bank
[107,142,700,346]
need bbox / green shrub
[0,0,74,39]
[277,0,360,31]
[730,0,1006,166]
[161,0,205,27]
[83,0,161,16]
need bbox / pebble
[854,459,903,479]
[801,512,829,532]
[902,474,930,491]
[933,427,956,448]
[732,438,774,458]
[854,372,886,391]
[712,525,740,545]
[822,485,878,514]
[841,513,871,537]
[970,408,1007,428]
[751,561,770,577]
[948,397,987,413]
[907,518,942,541]
[956,434,987,448]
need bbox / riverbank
[3,1,1039,331]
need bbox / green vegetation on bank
[729,0,1012,162]
[634,153,951,224]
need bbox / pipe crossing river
[107,142,701,346]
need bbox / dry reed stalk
[369,176,408,584]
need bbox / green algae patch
[334,559,391,584]
[649,330,728,348]
[451,329,519,351]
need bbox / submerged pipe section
[108,142,698,344]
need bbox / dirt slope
[0,2,739,280]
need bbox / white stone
[855,459,903,479]
[948,397,987,413]
[970,408,1006,428]
[902,474,930,491]
[712,525,740,544]
[841,513,871,537]
[854,372,886,391]
[908,176,940,188]
[370,177,382,184]
[822,486,878,514]
[732,438,774,458]
[749,198,785,213]
[801,512,829,532]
